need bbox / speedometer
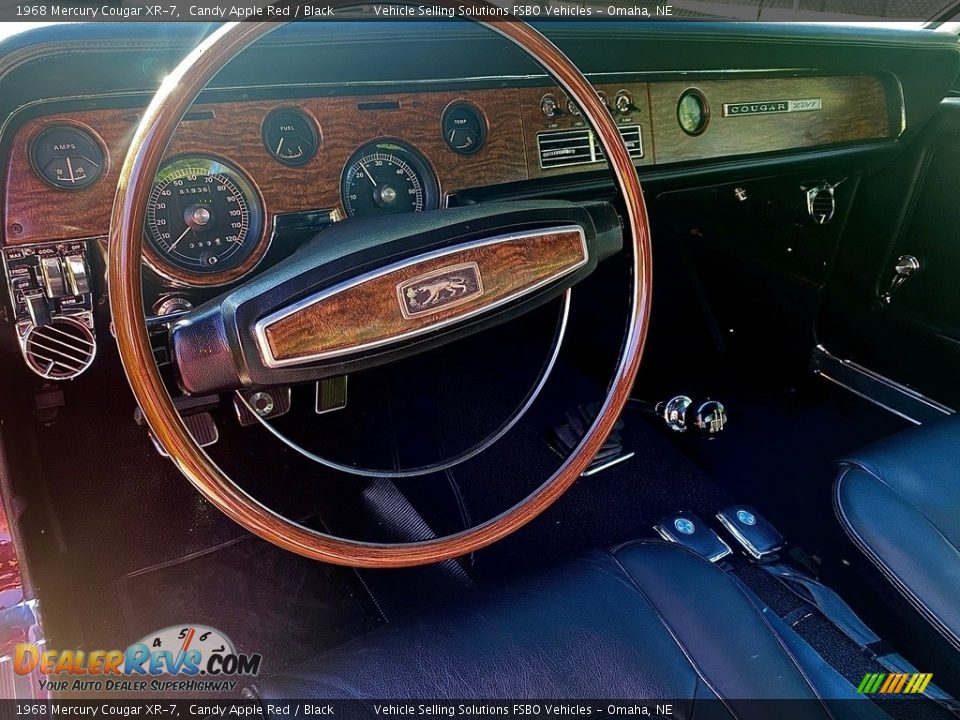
[341,140,439,218]
[144,156,265,285]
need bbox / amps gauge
[30,124,106,190]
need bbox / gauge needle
[66,156,76,183]
[359,159,378,188]
[169,227,191,252]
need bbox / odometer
[145,156,264,283]
[341,140,439,218]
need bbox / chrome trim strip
[253,225,587,368]
[653,523,733,563]
[581,451,635,477]
[811,345,954,425]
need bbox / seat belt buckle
[717,505,784,561]
[654,511,731,563]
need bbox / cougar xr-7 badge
[397,262,483,319]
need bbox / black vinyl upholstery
[253,542,883,716]
[835,415,960,656]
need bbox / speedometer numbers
[341,140,439,218]
[144,156,265,286]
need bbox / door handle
[882,255,920,304]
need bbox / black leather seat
[254,542,882,716]
[835,415,960,680]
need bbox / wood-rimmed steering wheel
[108,5,652,568]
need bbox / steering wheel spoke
[171,200,622,394]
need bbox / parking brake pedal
[149,411,218,457]
[716,505,785,561]
[654,511,731,562]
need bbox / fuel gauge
[30,124,105,190]
[262,107,320,167]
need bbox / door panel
[819,99,960,407]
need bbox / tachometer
[341,140,439,218]
[144,156,264,284]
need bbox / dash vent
[23,317,96,380]
[537,125,644,170]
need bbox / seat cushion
[253,542,882,716]
[835,414,960,652]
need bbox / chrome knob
[660,395,693,433]
[615,91,633,114]
[540,94,559,118]
[154,296,193,317]
[695,400,728,435]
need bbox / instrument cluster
[14,98,491,290]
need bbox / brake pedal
[149,410,218,457]
[654,511,731,562]
[315,376,348,414]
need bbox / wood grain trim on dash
[648,75,891,164]
[4,88,527,250]
[257,226,587,366]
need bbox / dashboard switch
[40,256,67,298]
[24,291,51,327]
[64,254,90,295]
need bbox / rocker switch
[64,255,90,295]
[39,256,67,298]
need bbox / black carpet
[117,532,379,673]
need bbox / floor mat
[671,375,909,558]
[460,403,734,581]
[117,532,380,673]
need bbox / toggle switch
[39,256,67,298]
[64,255,90,295]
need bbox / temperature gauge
[261,108,320,167]
[30,124,105,190]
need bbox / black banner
[0,0,952,23]
[0,699,953,720]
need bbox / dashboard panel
[0,70,898,363]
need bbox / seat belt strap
[762,562,954,704]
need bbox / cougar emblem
[397,262,483,319]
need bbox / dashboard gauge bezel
[440,100,488,156]
[261,106,321,167]
[339,138,440,219]
[29,121,108,191]
[142,154,270,288]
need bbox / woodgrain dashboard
[2,73,894,286]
